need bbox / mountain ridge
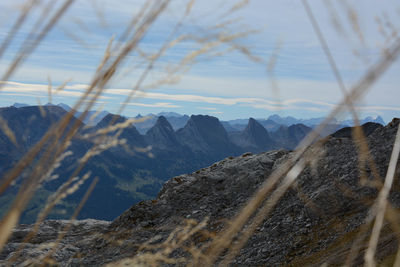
[9,103,386,133]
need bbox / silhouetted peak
[57,103,72,112]
[155,116,173,130]
[389,118,400,127]
[177,114,236,155]
[243,118,270,139]
[331,122,384,139]
[277,124,288,131]
[11,105,68,119]
[98,114,126,126]
[190,114,219,124]
[146,116,178,149]
[157,111,183,118]
[248,117,257,125]
[288,123,309,131]
[233,117,273,151]
[185,115,227,136]
[12,103,28,108]
[245,118,265,132]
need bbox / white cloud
[123,102,181,108]
[2,80,399,120]
[0,81,114,99]
[354,105,400,112]
[197,107,217,110]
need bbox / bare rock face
[1,119,400,266]
[0,219,110,266]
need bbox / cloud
[197,107,218,110]
[123,102,181,108]
[2,81,400,119]
[0,81,114,99]
[354,105,400,112]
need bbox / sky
[0,0,399,122]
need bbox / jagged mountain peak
[94,113,146,147]
[288,123,310,131]
[97,113,126,127]
[229,118,274,152]
[246,118,266,132]
[154,115,173,130]
[189,115,227,133]
[247,117,257,125]
[189,114,220,124]
[185,115,229,140]
[157,111,183,118]
[145,116,178,149]
[176,114,240,157]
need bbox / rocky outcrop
[0,220,110,266]
[3,118,400,266]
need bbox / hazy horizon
[1,101,388,125]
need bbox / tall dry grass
[0,0,399,266]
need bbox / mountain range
[1,103,387,223]
[1,117,397,266]
[11,102,386,133]
[0,104,315,223]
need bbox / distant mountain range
[11,102,385,133]
[12,102,110,125]
[1,104,321,223]
[2,103,385,223]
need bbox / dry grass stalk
[108,218,209,267]
[42,177,99,263]
[0,116,17,147]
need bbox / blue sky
[0,0,399,122]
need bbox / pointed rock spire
[145,116,179,149]
[230,118,274,152]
